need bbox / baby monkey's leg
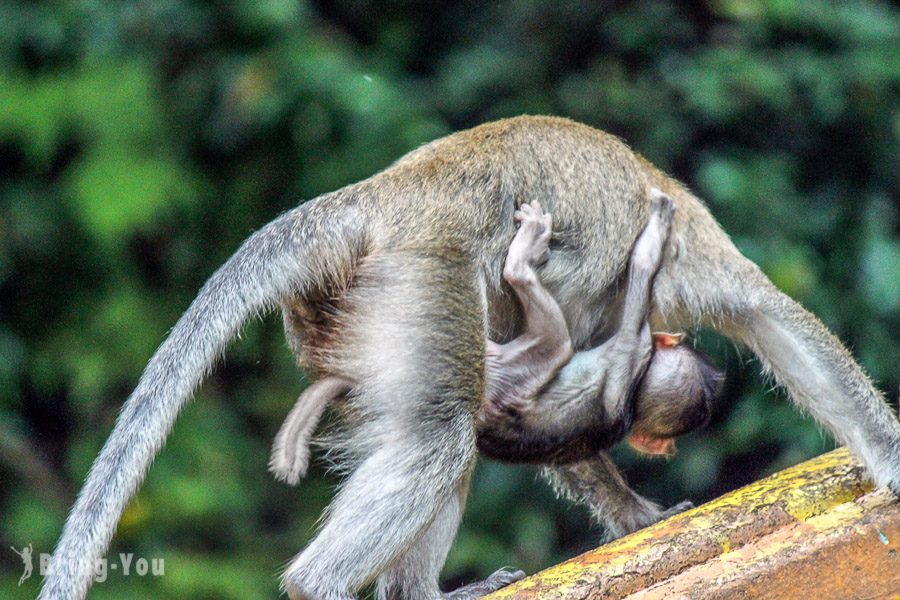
[502,200,568,348]
[482,191,675,445]
[483,200,573,410]
[479,192,678,462]
[270,377,352,485]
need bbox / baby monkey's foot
[632,189,675,272]
[649,187,675,222]
[445,567,526,599]
[509,200,552,269]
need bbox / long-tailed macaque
[473,196,719,466]
[269,194,718,555]
[41,116,900,600]
[270,194,718,483]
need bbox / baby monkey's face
[627,333,724,456]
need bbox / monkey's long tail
[39,200,364,600]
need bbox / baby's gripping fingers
[506,201,553,277]
[649,188,675,230]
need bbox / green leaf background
[1,1,897,597]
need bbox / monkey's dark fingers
[649,190,675,224]
[660,500,694,519]
[445,568,526,599]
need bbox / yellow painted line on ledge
[486,448,873,600]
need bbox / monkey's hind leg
[656,190,900,493]
[376,474,524,600]
[281,255,485,600]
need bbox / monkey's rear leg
[281,255,485,600]
[594,190,674,418]
[375,475,525,600]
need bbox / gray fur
[476,191,675,463]
[41,116,900,600]
[543,455,693,541]
[270,377,352,485]
[272,196,703,553]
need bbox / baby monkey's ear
[628,433,677,456]
[652,332,685,349]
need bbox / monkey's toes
[445,567,526,599]
[514,208,549,237]
[516,200,549,219]
[661,500,694,518]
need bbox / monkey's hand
[445,567,526,599]
[631,189,675,274]
[508,200,552,273]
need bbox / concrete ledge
[486,448,900,599]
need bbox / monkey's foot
[509,200,552,268]
[632,191,675,272]
[445,567,526,599]
[661,500,694,519]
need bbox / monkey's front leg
[543,454,692,541]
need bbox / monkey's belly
[282,296,347,379]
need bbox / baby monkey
[271,192,723,487]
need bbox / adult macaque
[271,195,718,478]
[42,116,900,600]
[270,195,718,552]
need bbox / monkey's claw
[661,500,694,519]
[445,567,526,599]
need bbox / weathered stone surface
[486,448,897,600]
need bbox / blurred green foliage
[1,0,898,597]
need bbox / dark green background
[1,1,898,597]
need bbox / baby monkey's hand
[510,200,552,269]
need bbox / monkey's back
[366,116,651,345]
[284,116,658,367]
